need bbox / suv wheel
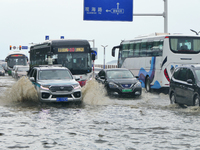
[170,92,176,104]
[194,95,200,106]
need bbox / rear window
[195,69,200,81]
[173,67,187,81]
[169,37,200,54]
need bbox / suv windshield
[39,70,73,80]
[169,37,200,54]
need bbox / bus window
[121,44,129,58]
[158,41,163,56]
[193,39,200,52]
[178,39,191,50]
[152,41,163,56]
[140,42,147,56]
[128,44,134,57]
[170,37,200,53]
[118,50,122,67]
[147,42,153,56]
[170,38,178,51]
[87,53,91,68]
[134,43,140,57]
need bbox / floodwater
[1,75,200,150]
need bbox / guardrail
[94,64,117,69]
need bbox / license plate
[122,89,133,93]
[56,97,68,102]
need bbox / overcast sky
[0,0,200,64]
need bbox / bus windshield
[53,53,92,74]
[169,37,200,53]
[7,57,28,68]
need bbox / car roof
[14,65,26,67]
[177,64,200,69]
[17,66,29,68]
[103,68,130,71]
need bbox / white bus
[112,33,200,92]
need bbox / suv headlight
[73,84,81,90]
[40,85,50,90]
[109,82,119,88]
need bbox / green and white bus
[29,39,95,86]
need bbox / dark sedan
[95,68,142,96]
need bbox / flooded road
[1,75,200,149]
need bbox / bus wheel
[145,77,151,92]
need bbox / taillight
[164,68,170,82]
[78,80,87,87]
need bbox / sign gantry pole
[133,0,168,33]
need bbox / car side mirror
[30,77,35,82]
[187,79,193,84]
[75,77,80,81]
[135,76,139,79]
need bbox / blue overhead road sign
[84,0,133,21]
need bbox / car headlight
[134,82,141,87]
[73,84,81,90]
[109,82,119,88]
[40,85,50,90]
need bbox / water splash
[183,106,200,113]
[4,76,38,103]
[82,79,109,105]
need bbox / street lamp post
[190,29,200,35]
[101,45,108,69]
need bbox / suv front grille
[52,94,72,98]
[50,86,73,92]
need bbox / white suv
[28,65,82,103]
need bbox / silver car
[28,65,82,103]
[14,66,29,79]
